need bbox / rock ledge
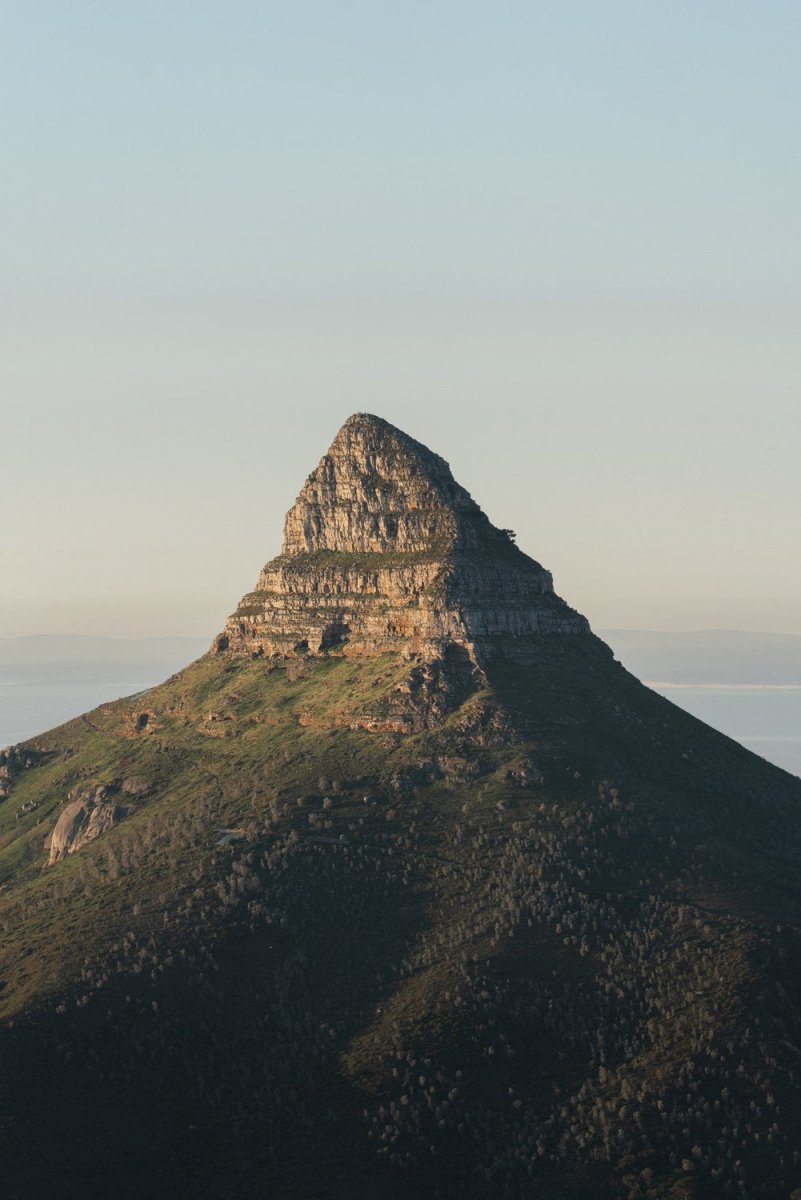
[217,414,588,664]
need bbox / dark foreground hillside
[3,636,801,1200]
[3,415,801,1200]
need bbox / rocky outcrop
[47,786,126,864]
[1,745,47,800]
[216,414,588,665]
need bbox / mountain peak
[218,415,588,663]
[282,412,479,558]
[8,417,801,1200]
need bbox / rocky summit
[217,413,587,664]
[3,416,801,1200]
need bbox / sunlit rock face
[216,413,588,664]
[47,786,126,864]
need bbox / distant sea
[0,637,208,747]
[649,684,801,779]
[1,668,173,746]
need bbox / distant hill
[3,416,801,1200]
[601,628,801,684]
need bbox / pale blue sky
[2,2,800,637]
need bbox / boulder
[48,786,126,864]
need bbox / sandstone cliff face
[217,413,588,665]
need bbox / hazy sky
[3,2,800,639]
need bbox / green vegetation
[2,637,801,1199]
[268,547,450,572]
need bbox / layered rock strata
[217,413,588,664]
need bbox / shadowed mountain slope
[2,415,801,1200]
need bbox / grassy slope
[2,637,801,1199]
[0,651,418,1015]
